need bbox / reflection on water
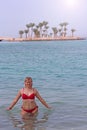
[8,111,49,130]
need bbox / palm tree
[30,23,35,38]
[24,30,29,38]
[63,22,68,37]
[38,22,43,37]
[33,28,40,38]
[59,22,68,37]
[52,27,58,38]
[59,23,64,36]
[19,30,24,38]
[26,24,31,37]
[26,23,35,38]
[64,27,67,37]
[18,21,77,40]
[43,26,49,37]
[58,28,62,36]
[71,29,76,37]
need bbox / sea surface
[0,40,87,130]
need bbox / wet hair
[25,77,32,82]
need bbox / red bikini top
[22,88,35,100]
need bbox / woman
[7,77,51,116]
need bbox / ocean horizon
[0,40,87,130]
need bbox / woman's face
[24,78,32,88]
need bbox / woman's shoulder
[33,87,38,93]
[20,88,24,93]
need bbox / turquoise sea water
[0,40,87,130]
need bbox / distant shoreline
[0,36,86,42]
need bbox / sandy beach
[0,36,86,42]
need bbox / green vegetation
[19,21,76,39]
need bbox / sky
[0,0,87,38]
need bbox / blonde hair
[25,77,32,82]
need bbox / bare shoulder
[33,88,38,94]
[19,88,23,94]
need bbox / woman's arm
[7,90,21,110]
[34,88,51,109]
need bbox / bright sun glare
[66,0,77,7]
